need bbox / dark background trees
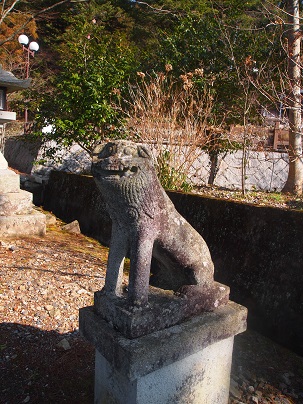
[2,0,285,127]
[1,0,302,193]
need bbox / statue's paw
[176,284,203,299]
[176,282,230,312]
[127,299,150,312]
[101,286,123,298]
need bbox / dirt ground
[1,214,303,404]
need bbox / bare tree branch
[0,0,88,46]
[0,0,20,26]
[132,0,174,15]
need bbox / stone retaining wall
[4,137,289,191]
[43,171,303,356]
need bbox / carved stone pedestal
[80,300,247,404]
[0,152,46,237]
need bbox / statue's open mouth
[94,165,138,178]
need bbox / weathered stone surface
[0,156,46,237]
[79,301,247,381]
[92,140,229,313]
[62,220,81,234]
[94,283,229,338]
[45,213,57,226]
[212,150,288,191]
[0,211,46,237]
[0,152,8,169]
[0,189,32,215]
[0,169,20,193]
[94,337,234,404]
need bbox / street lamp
[18,34,39,124]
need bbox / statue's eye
[102,143,117,157]
[93,143,117,159]
[92,144,104,159]
[138,145,151,158]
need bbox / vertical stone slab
[94,337,234,404]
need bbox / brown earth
[1,212,303,404]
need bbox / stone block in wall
[4,137,291,191]
[213,151,289,191]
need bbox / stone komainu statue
[92,140,228,309]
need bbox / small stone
[255,390,263,400]
[46,213,57,226]
[62,220,81,234]
[230,379,242,399]
[22,396,30,403]
[56,338,71,350]
[248,385,255,393]
[77,288,88,295]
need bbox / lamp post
[18,34,39,124]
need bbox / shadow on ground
[2,321,303,403]
[0,322,94,404]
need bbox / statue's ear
[137,145,152,158]
[92,143,104,157]
[93,142,117,159]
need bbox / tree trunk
[208,152,219,185]
[282,0,303,194]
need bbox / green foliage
[33,6,137,155]
[157,1,285,125]
[3,0,293,179]
[156,150,193,192]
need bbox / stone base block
[0,169,20,193]
[94,283,230,339]
[0,189,33,215]
[80,301,247,404]
[0,211,46,237]
[95,337,234,404]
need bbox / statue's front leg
[128,233,154,307]
[104,224,128,297]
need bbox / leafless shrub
[122,67,216,190]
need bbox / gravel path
[1,213,303,403]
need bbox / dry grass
[122,67,217,190]
[193,185,303,210]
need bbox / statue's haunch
[92,140,228,310]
